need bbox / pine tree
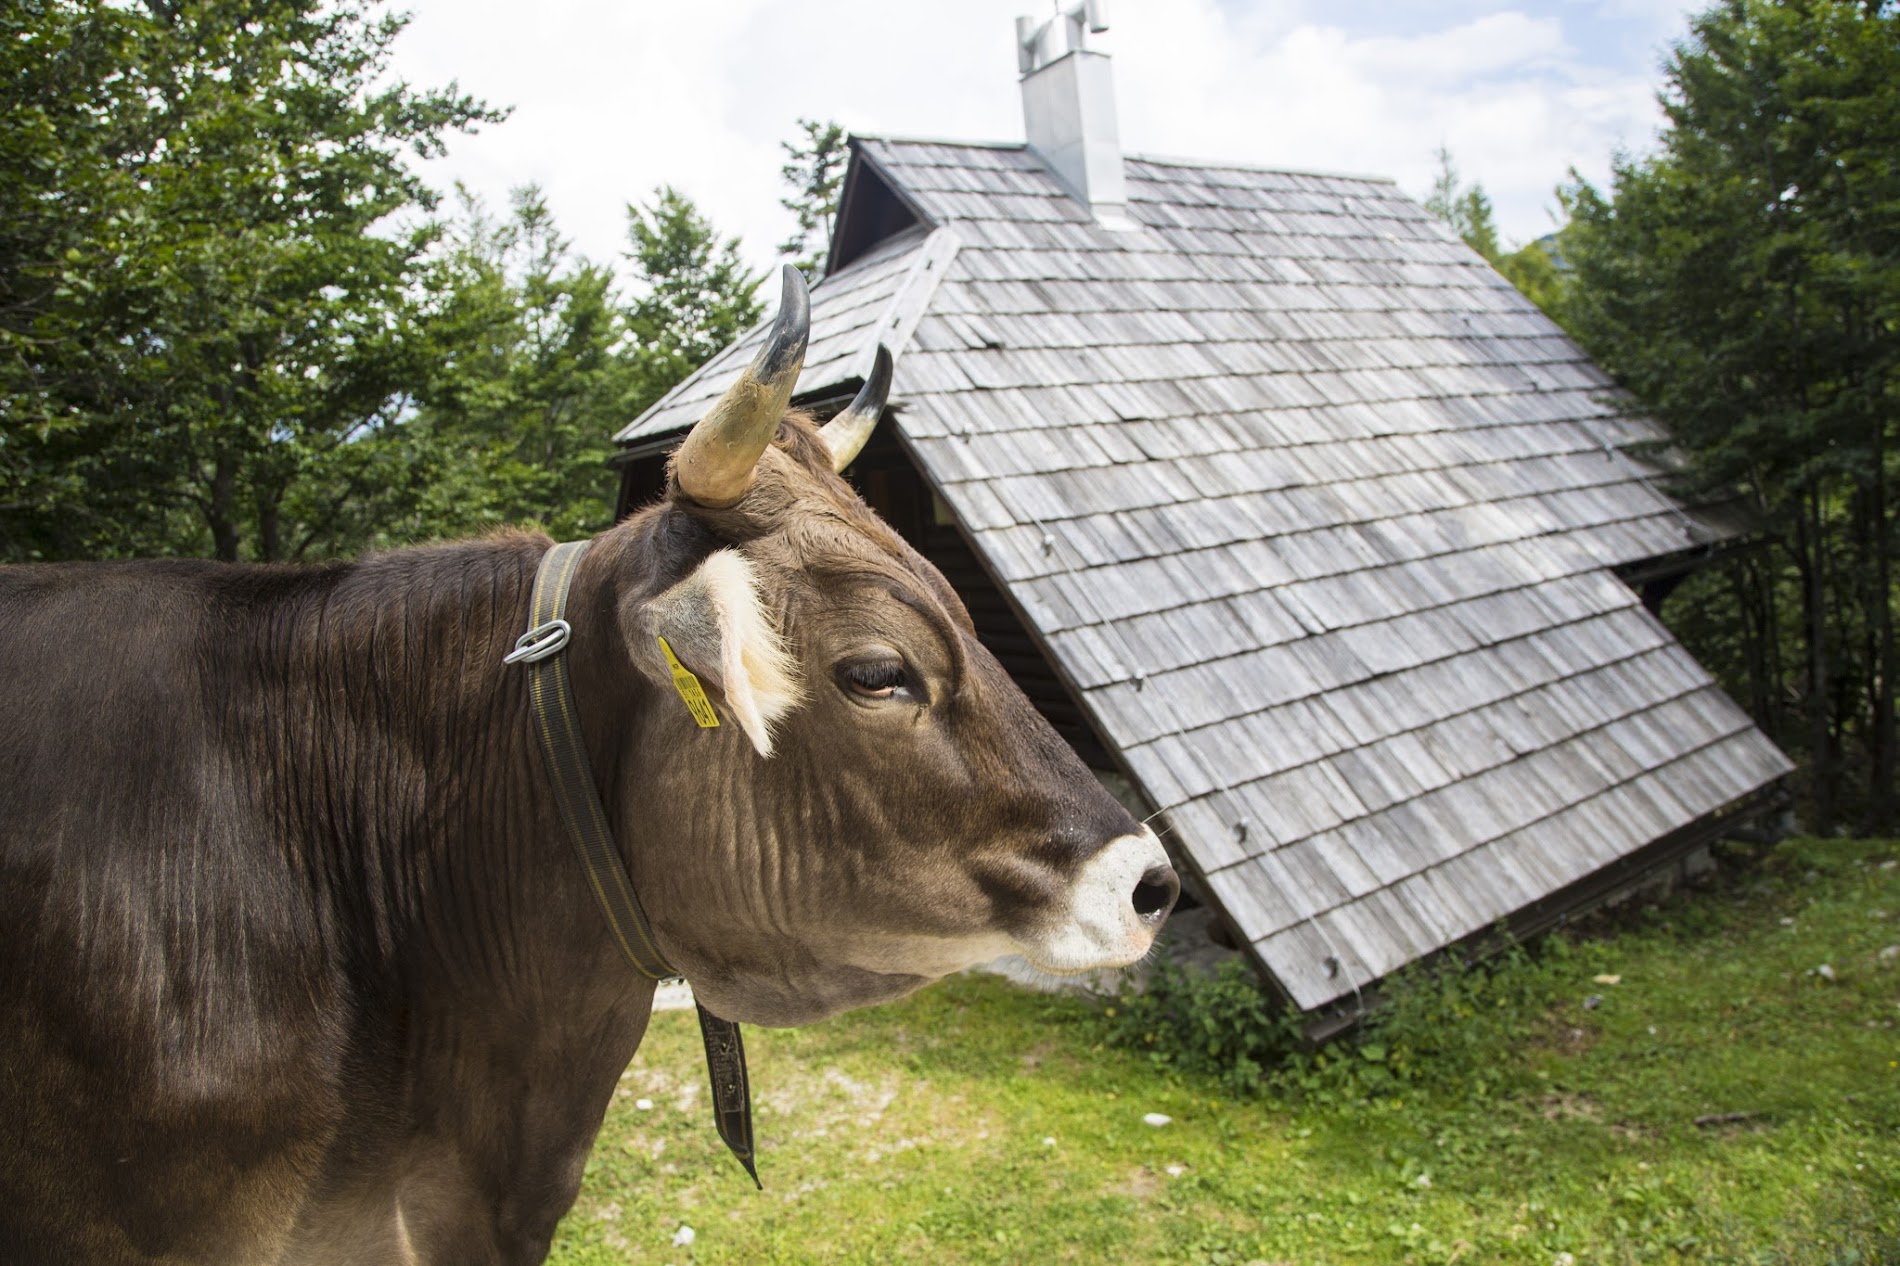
[778,118,849,280]
[400,186,630,545]
[1424,147,1504,263]
[1562,0,1900,831]
[623,187,763,417]
[1422,146,1569,320]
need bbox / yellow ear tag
[657,637,720,730]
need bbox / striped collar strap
[509,539,760,1187]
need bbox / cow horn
[818,345,893,473]
[672,265,811,508]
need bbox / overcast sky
[384,0,1704,281]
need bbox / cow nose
[1131,862,1179,924]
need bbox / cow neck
[508,538,761,1189]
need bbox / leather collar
[510,539,759,1187]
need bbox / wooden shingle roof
[616,137,1791,1010]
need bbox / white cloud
[1344,12,1572,81]
[1106,1,1670,244]
[384,0,1687,273]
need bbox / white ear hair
[644,549,801,756]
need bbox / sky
[383,0,1705,280]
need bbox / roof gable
[827,140,934,274]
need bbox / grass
[549,837,1900,1265]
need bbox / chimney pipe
[1017,3,1132,227]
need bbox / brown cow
[0,266,1177,1265]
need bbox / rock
[1813,963,1836,981]
[1142,1113,1172,1127]
[671,1225,695,1247]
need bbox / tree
[404,186,630,544]
[3,0,195,559]
[1424,147,1502,261]
[1495,235,1568,317]
[1561,0,1900,831]
[778,118,848,280]
[622,186,762,418]
[0,0,500,562]
[1422,146,1568,318]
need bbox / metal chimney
[1016,2,1131,226]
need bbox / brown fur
[0,415,1143,1264]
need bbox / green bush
[1098,958,1300,1097]
[1100,933,1574,1105]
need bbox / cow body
[0,274,1176,1264]
[1,542,661,1263]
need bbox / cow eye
[838,658,915,703]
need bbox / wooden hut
[610,17,1790,1017]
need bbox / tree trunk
[1798,484,1833,832]
[1735,553,1773,741]
[257,486,282,563]
[1870,398,1896,834]
[207,449,241,563]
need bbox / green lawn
[550,838,1900,1265]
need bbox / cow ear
[632,549,801,757]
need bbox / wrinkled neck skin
[262,535,665,1265]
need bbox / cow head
[602,267,1178,1026]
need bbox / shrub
[1100,933,1573,1105]
[1098,958,1301,1097]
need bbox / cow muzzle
[1019,826,1179,974]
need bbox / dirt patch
[1019,1041,1057,1071]
[1691,1111,1772,1137]
[1535,1018,1600,1057]
[1109,1165,1162,1201]
[754,1062,903,1142]
[1539,1091,1601,1121]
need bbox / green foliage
[1102,935,1577,1108]
[1099,958,1299,1097]
[778,117,848,279]
[403,186,629,543]
[622,186,762,419]
[1496,236,1569,318]
[1560,0,1900,832]
[2,5,770,561]
[1281,938,1573,1106]
[0,0,502,562]
[1422,146,1571,321]
[1422,146,1503,263]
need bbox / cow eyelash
[838,659,913,702]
